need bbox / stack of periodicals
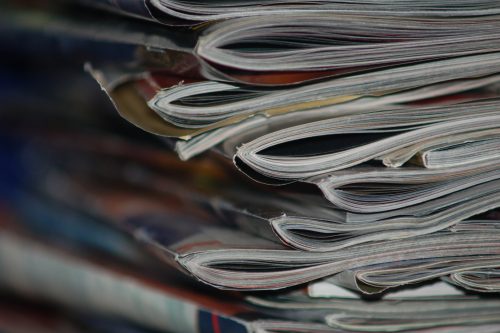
[1,1,500,332]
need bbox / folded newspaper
[248,288,500,332]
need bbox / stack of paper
[0,1,499,332]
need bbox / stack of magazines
[1,1,500,332]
